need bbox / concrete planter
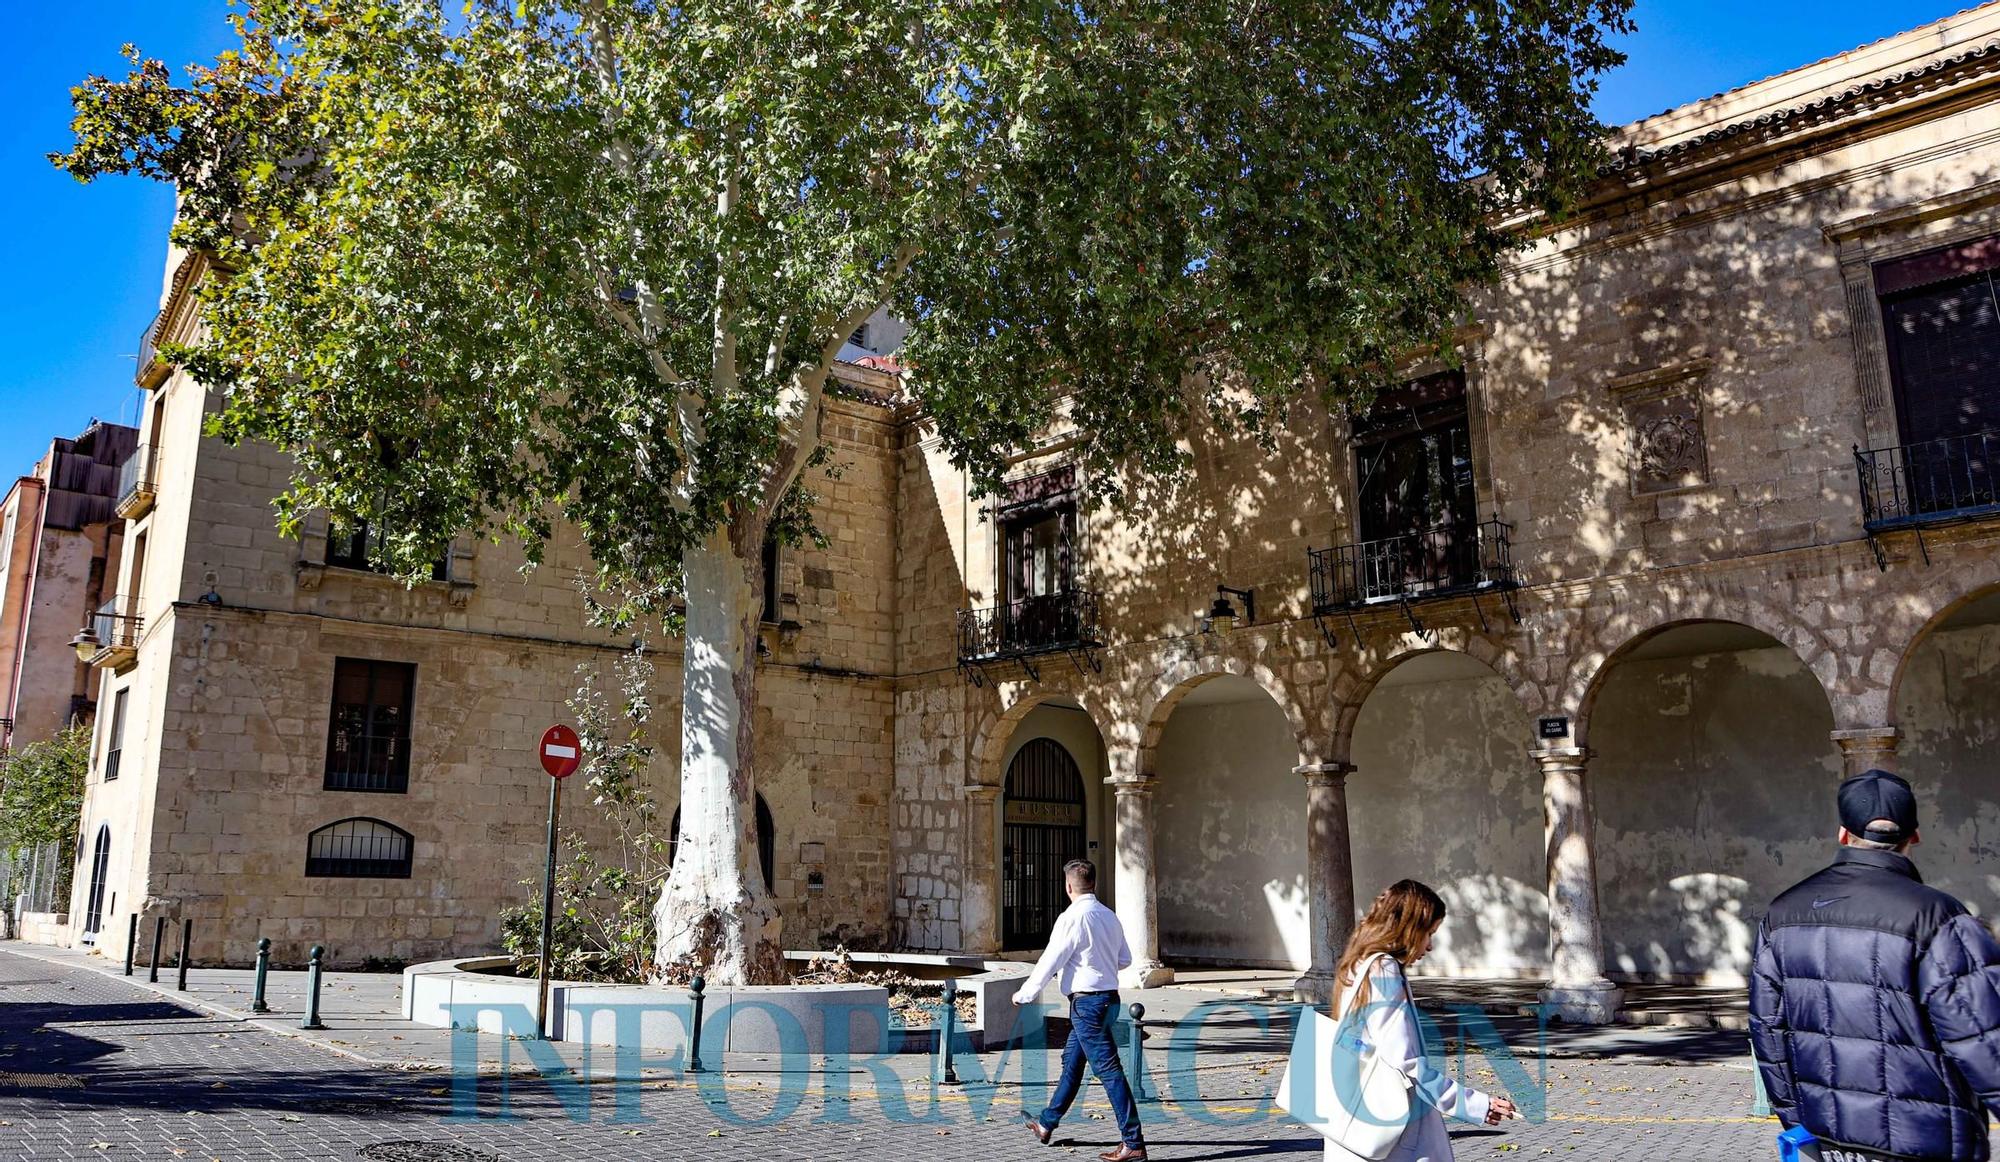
[403,952,1029,1055]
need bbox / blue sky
[0,0,1976,479]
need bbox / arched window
[305,818,413,878]
[669,794,776,893]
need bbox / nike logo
[1812,897,1846,909]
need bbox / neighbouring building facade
[1,418,137,932]
[61,6,2000,1022]
[1,419,137,754]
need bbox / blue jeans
[1037,990,1144,1149]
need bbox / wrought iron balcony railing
[115,446,158,519]
[135,311,171,389]
[83,597,143,669]
[1855,430,2000,533]
[957,590,1103,666]
[325,732,412,793]
[1308,518,1518,614]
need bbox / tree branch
[760,244,921,524]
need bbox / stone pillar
[1293,762,1357,1006]
[1536,747,1624,1024]
[1830,727,1899,777]
[959,784,1003,955]
[1109,776,1174,988]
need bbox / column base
[1539,982,1625,1025]
[1121,962,1175,990]
[1292,969,1340,1007]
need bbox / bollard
[1126,1002,1153,1102]
[176,918,192,991]
[251,937,272,1014]
[935,978,961,1086]
[301,945,327,1030]
[123,915,138,977]
[147,915,166,983]
[687,975,706,1073]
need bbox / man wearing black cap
[1750,769,2000,1161]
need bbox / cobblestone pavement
[0,947,1958,1161]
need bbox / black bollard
[251,937,271,1014]
[301,945,326,1030]
[176,918,192,991]
[1126,1002,1153,1102]
[936,978,961,1086]
[147,915,166,983]
[687,975,706,1073]
[123,915,138,977]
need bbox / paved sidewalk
[0,943,1836,1159]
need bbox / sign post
[536,723,582,1041]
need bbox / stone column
[1293,762,1357,1006]
[1830,727,1899,777]
[959,784,1003,955]
[1536,746,1624,1024]
[1109,776,1174,988]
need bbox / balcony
[73,598,142,672]
[957,590,1103,683]
[114,446,158,519]
[1856,429,2000,529]
[135,311,171,389]
[1308,518,1519,634]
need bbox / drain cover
[359,1144,503,1162]
[0,1072,85,1089]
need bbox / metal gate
[1002,738,1087,951]
[82,825,110,937]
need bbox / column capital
[1105,775,1158,796]
[1531,745,1591,767]
[1830,726,1899,746]
[1294,761,1355,787]
[961,783,1002,803]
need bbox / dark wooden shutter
[1882,272,2000,446]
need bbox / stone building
[62,5,2000,1022]
[0,419,137,754]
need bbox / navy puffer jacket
[1750,848,2000,1161]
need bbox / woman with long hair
[1323,879,1518,1161]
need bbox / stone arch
[1339,643,1545,976]
[1134,658,1310,780]
[1569,606,1838,750]
[1141,669,1313,969]
[1885,573,2000,726]
[1576,616,1843,983]
[972,685,1115,791]
[1331,634,1540,763]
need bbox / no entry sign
[539,724,581,779]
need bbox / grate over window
[305,818,413,878]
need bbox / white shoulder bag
[1274,953,1414,1159]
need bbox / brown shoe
[1023,1114,1053,1145]
[1099,1147,1146,1162]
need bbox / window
[1350,370,1478,595]
[761,536,780,624]
[669,795,776,893]
[103,689,129,782]
[305,818,413,878]
[325,658,416,792]
[849,324,869,349]
[327,520,449,581]
[998,469,1078,608]
[1875,241,2000,518]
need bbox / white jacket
[1323,956,1492,1162]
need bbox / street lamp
[1202,585,1256,636]
[69,625,102,664]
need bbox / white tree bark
[652,526,784,984]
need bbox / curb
[0,942,454,1073]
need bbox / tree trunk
[652,527,785,984]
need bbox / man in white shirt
[1012,858,1146,1161]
